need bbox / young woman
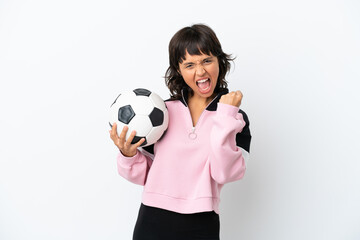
[110,24,251,240]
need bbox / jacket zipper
[182,90,219,139]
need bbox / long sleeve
[121,98,252,214]
[117,149,153,186]
[209,103,251,184]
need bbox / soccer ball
[109,88,169,147]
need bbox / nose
[195,65,205,76]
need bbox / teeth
[197,78,209,83]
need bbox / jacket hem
[142,191,220,214]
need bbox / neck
[188,93,216,108]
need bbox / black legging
[133,204,220,240]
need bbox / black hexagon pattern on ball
[118,105,135,124]
[133,88,151,96]
[149,107,164,127]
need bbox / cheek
[210,66,220,80]
[181,74,191,87]
[181,72,193,83]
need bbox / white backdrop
[1,0,359,239]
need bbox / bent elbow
[211,166,246,185]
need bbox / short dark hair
[165,24,234,99]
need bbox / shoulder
[235,108,251,151]
[164,98,179,104]
[164,98,185,109]
[238,109,250,126]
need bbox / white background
[1,0,359,239]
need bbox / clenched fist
[219,90,243,107]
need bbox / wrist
[119,149,137,158]
[217,102,239,117]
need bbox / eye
[185,64,193,69]
[204,59,212,64]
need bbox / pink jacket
[117,89,251,214]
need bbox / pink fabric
[117,101,247,214]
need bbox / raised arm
[209,91,251,184]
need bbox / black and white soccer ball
[109,88,169,147]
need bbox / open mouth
[196,78,211,93]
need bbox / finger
[236,91,242,99]
[110,123,118,140]
[220,94,227,101]
[124,130,137,148]
[236,91,243,106]
[133,138,146,149]
[118,126,128,146]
